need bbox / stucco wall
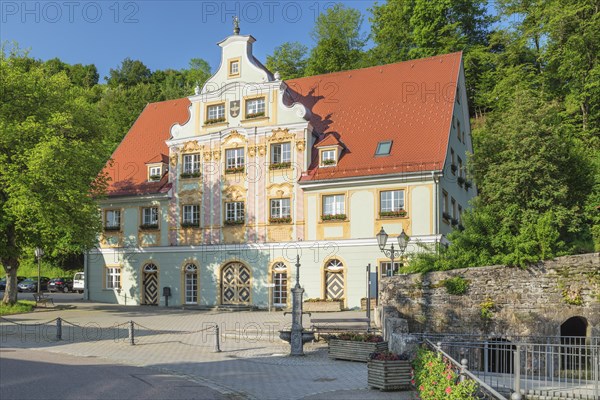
[379,253,600,336]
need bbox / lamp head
[34,247,44,259]
[376,227,388,251]
[397,229,409,252]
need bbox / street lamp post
[34,247,44,295]
[376,227,409,277]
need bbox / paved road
[0,299,418,400]
[0,347,230,400]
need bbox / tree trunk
[2,259,19,305]
[2,221,20,305]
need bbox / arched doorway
[221,262,251,305]
[324,259,344,301]
[142,263,159,305]
[184,264,198,305]
[560,316,588,371]
[486,338,515,374]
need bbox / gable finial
[233,16,240,35]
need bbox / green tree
[106,57,152,88]
[305,4,367,75]
[266,42,308,80]
[0,46,109,304]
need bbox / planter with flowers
[379,210,407,218]
[303,298,342,312]
[329,333,388,362]
[368,351,412,391]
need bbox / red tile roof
[103,98,191,197]
[287,52,462,182]
[104,52,462,196]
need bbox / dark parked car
[17,277,51,292]
[48,277,73,293]
[0,276,27,290]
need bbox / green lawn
[0,300,36,316]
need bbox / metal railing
[420,334,600,400]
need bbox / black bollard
[129,320,135,345]
[213,325,221,353]
[56,317,62,341]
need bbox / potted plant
[205,117,226,125]
[269,161,292,170]
[224,219,244,226]
[104,225,120,231]
[269,216,292,224]
[225,166,245,174]
[457,176,465,186]
[368,351,412,391]
[246,111,265,119]
[328,333,388,362]
[180,171,201,179]
[322,159,336,166]
[181,221,200,228]
[379,210,407,218]
[321,214,347,221]
[303,298,343,312]
[149,174,162,181]
[139,223,159,230]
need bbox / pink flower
[445,386,452,394]
[446,373,452,380]
[411,379,415,385]
[419,385,424,391]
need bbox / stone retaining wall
[379,253,600,336]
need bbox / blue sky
[1,1,378,82]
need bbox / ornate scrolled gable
[222,185,247,201]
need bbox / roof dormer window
[375,140,393,156]
[148,165,162,182]
[320,149,337,167]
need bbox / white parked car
[73,272,84,294]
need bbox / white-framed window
[270,198,291,219]
[225,202,244,224]
[184,264,198,304]
[105,210,121,229]
[225,148,245,170]
[322,195,345,216]
[246,97,265,117]
[149,166,161,181]
[182,154,200,174]
[106,267,121,289]
[271,142,291,164]
[380,261,401,277]
[321,149,336,166]
[182,205,200,226]
[272,262,288,307]
[142,207,158,227]
[229,60,239,75]
[207,104,225,120]
[380,190,405,213]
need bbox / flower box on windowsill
[269,162,292,170]
[465,181,472,190]
[269,217,292,224]
[149,175,162,181]
[451,218,459,226]
[321,159,337,166]
[245,111,265,119]
[224,219,245,226]
[181,222,200,228]
[204,117,226,125]
[321,214,347,222]
[180,172,201,179]
[442,212,452,221]
[457,176,465,186]
[139,224,159,230]
[450,164,458,174]
[379,210,407,218]
[225,167,245,174]
[104,226,121,232]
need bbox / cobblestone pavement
[0,301,418,400]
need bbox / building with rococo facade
[87,27,475,309]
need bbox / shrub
[442,276,469,295]
[413,347,478,400]
[369,351,409,361]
